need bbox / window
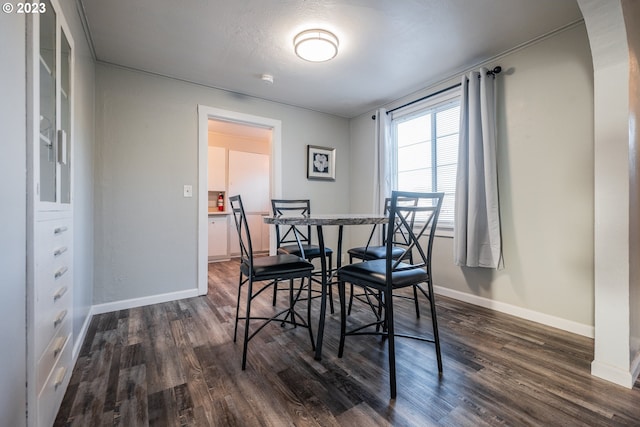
[391,92,460,230]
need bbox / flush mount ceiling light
[293,29,339,62]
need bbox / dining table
[263,213,388,360]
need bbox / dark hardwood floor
[55,259,640,426]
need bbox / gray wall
[93,64,350,303]
[349,23,595,329]
[0,12,27,427]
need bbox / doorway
[208,119,272,257]
[197,105,283,295]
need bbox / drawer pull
[53,336,67,358]
[53,286,68,301]
[54,266,68,279]
[53,366,67,390]
[54,309,68,328]
[54,226,68,235]
[53,246,68,256]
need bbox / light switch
[183,185,193,198]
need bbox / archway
[577,0,640,388]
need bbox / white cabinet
[32,212,73,427]
[208,146,226,191]
[227,150,270,254]
[208,215,229,260]
[26,1,75,425]
[229,214,270,255]
[228,150,270,212]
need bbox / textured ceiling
[80,0,583,118]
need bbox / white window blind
[392,95,460,229]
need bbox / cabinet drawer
[35,217,72,299]
[36,217,72,254]
[36,256,72,308]
[34,280,72,361]
[37,334,72,427]
[36,320,71,395]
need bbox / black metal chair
[347,196,421,317]
[337,191,444,398]
[230,195,315,370]
[271,199,335,313]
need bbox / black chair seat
[278,244,334,259]
[242,255,314,278]
[339,259,428,289]
[347,245,404,260]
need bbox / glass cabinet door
[60,29,71,204]
[37,0,72,207]
[39,0,56,203]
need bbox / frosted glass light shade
[294,29,339,62]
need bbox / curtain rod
[371,66,502,120]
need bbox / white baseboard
[91,288,200,315]
[433,285,595,338]
[72,305,95,362]
[591,359,636,388]
[70,288,199,362]
[630,345,640,387]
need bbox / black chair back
[229,195,253,271]
[384,191,443,281]
[271,199,313,250]
[360,196,419,253]
[384,196,419,249]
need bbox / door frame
[197,105,282,295]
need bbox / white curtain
[453,68,502,268]
[373,107,393,215]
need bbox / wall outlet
[183,185,193,197]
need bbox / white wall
[350,23,595,332]
[93,64,350,304]
[0,2,94,423]
[0,12,27,427]
[59,0,96,353]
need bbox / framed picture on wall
[307,145,336,181]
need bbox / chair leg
[413,285,420,318]
[379,290,385,333]
[385,287,397,399]
[233,274,244,342]
[272,279,278,306]
[288,278,297,328]
[338,280,347,358]
[347,255,355,315]
[328,253,335,314]
[306,273,315,351]
[241,278,254,370]
[427,279,443,373]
